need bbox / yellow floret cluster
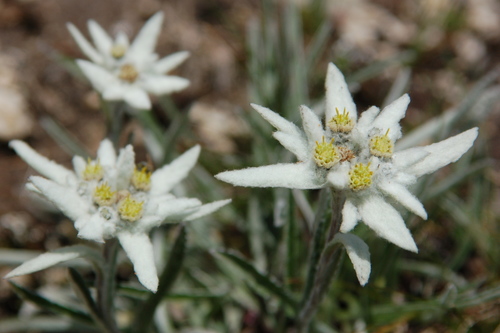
[349,163,373,191]
[328,108,354,133]
[313,137,340,169]
[370,130,394,158]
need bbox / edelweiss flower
[216,62,478,284]
[215,63,357,189]
[327,95,478,252]
[68,12,190,110]
[10,139,230,292]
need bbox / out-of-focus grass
[1,0,499,332]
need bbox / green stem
[299,189,330,308]
[297,189,345,332]
[286,190,298,291]
[68,268,112,333]
[97,239,120,333]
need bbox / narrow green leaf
[455,284,500,308]
[68,268,111,333]
[347,51,417,84]
[9,282,92,324]
[215,249,298,309]
[305,21,332,75]
[118,285,226,301]
[0,316,98,333]
[40,117,90,158]
[248,194,267,271]
[134,111,165,145]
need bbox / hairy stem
[97,236,120,332]
[297,189,345,332]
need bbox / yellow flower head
[118,64,139,83]
[132,166,152,191]
[370,129,394,158]
[118,194,144,222]
[82,158,104,181]
[110,44,127,59]
[313,137,340,169]
[349,163,373,191]
[93,182,116,206]
[328,108,354,133]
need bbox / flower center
[370,129,393,158]
[82,159,104,181]
[110,44,127,59]
[328,108,354,133]
[94,182,116,206]
[118,64,139,83]
[313,137,340,169]
[118,194,144,222]
[349,163,373,191]
[132,166,152,191]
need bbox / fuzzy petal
[115,145,135,190]
[143,197,202,229]
[141,75,189,95]
[87,20,113,58]
[115,32,130,48]
[325,63,357,122]
[127,12,164,65]
[66,23,103,64]
[378,181,427,219]
[97,139,117,168]
[372,94,410,141]
[406,128,478,177]
[251,103,302,137]
[333,233,371,286]
[356,106,380,131]
[216,163,325,189]
[352,106,380,143]
[272,132,308,161]
[327,162,350,189]
[300,105,324,143]
[5,246,101,279]
[150,145,200,196]
[118,231,158,292]
[10,140,76,185]
[340,198,360,232]
[77,60,118,93]
[358,195,418,252]
[393,147,429,168]
[184,199,232,221]
[103,84,126,100]
[72,155,86,179]
[29,176,88,221]
[123,86,151,110]
[153,51,190,74]
[75,214,108,243]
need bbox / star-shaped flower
[215,63,478,284]
[10,139,230,292]
[68,12,190,110]
[327,95,478,252]
[215,63,358,189]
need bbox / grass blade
[9,282,92,324]
[215,249,299,309]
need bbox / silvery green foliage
[216,63,478,284]
[9,139,230,292]
[68,12,189,110]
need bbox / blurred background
[0,0,499,332]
